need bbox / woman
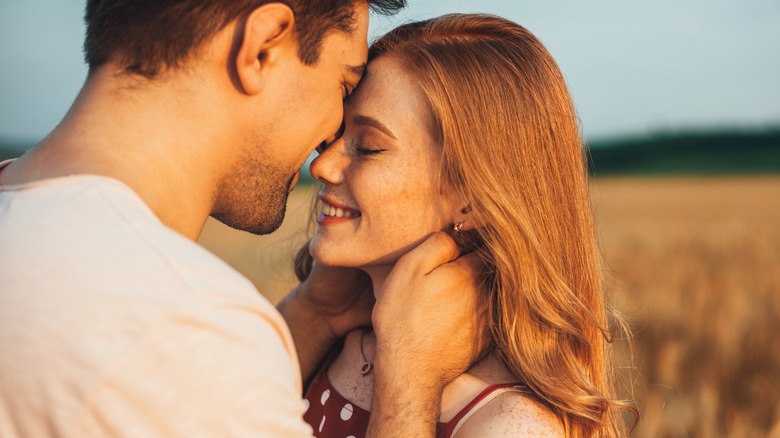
[296,13,634,437]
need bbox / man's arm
[367,232,484,437]
[75,304,314,437]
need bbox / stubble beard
[211,157,296,236]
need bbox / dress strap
[439,384,526,438]
[0,159,16,171]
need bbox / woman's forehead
[347,56,436,143]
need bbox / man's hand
[368,232,486,437]
[277,244,375,382]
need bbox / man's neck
[0,66,235,240]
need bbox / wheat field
[199,177,780,437]
[592,177,780,437]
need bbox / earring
[452,221,464,236]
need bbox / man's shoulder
[0,174,298,398]
[2,174,260,299]
[0,268,308,438]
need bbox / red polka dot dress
[303,369,521,438]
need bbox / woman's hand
[278,247,376,382]
[297,260,375,339]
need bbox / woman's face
[309,55,457,269]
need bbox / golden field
[199,177,780,437]
[592,177,780,437]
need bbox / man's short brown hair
[83,0,405,77]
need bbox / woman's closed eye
[352,141,385,157]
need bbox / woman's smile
[317,195,362,225]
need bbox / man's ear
[235,3,295,95]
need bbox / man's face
[213,3,369,235]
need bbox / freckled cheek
[359,184,441,245]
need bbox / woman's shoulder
[442,355,563,437]
[454,389,564,437]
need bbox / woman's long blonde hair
[370,14,633,437]
[298,13,635,437]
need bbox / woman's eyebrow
[352,114,397,140]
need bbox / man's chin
[213,212,285,236]
[248,199,287,235]
[211,164,295,235]
[212,193,288,236]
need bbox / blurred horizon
[4,126,780,176]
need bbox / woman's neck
[362,265,393,300]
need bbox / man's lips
[288,171,300,193]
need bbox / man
[0,1,481,437]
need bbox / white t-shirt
[0,162,314,437]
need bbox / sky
[1,0,779,144]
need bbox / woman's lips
[321,203,358,218]
[317,196,361,225]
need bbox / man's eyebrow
[353,114,397,140]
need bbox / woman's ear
[449,202,484,254]
[235,3,295,95]
[452,203,482,232]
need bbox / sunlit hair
[297,13,636,437]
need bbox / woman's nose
[309,139,346,185]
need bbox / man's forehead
[347,1,369,66]
[320,1,368,79]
